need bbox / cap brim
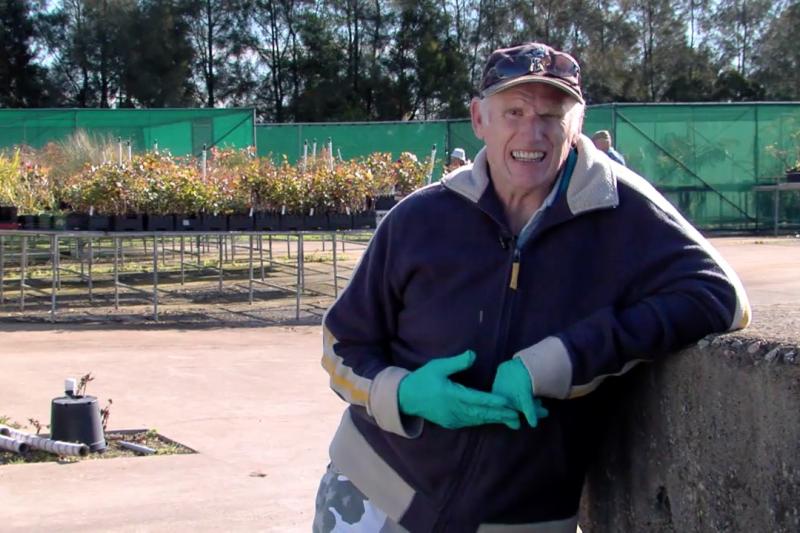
[482,75,585,104]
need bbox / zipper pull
[509,248,520,290]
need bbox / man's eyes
[505,108,563,119]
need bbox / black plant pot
[254,212,280,231]
[18,214,52,230]
[787,171,800,183]
[65,213,112,231]
[352,211,377,229]
[65,213,88,230]
[50,395,106,452]
[305,213,328,230]
[145,214,175,231]
[280,213,305,231]
[374,195,398,210]
[328,213,352,230]
[51,214,66,231]
[175,214,208,231]
[112,214,144,232]
[0,205,17,222]
[228,213,254,231]
[203,214,228,231]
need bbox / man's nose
[519,115,546,139]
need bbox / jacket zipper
[433,237,520,531]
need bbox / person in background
[315,41,750,532]
[591,129,626,166]
[448,147,470,170]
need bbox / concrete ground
[0,236,798,532]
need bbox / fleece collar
[440,134,620,216]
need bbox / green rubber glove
[398,350,521,430]
[491,358,550,428]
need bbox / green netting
[589,103,800,231]
[0,108,255,156]
[257,121,449,173]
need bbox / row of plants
[0,141,432,231]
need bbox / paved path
[0,237,797,532]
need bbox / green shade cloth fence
[0,108,256,157]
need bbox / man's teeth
[511,150,545,161]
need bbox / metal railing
[0,229,372,323]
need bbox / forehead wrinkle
[492,85,570,113]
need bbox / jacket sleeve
[515,198,751,400]
[321,213,422,437]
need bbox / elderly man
[315,42,749,532]
[591,129,626,166]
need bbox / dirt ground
[0,236,797,532]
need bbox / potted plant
[15,155,58,230]
[786,162,800,183]
[765,129,800,183]
[134,153,178,231]
[63,162,139,231]
[205,148,256,231]
[0,150,19,225]
[248,157,281,231]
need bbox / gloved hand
[398,350,521,430]
[491,358,549,428]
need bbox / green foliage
[205,147,258,214]
[0,150,20,206]
[0,148,55,214]
[764,119,800,175]
[4,145,432,216]
[65,162,140,215]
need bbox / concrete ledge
[579,333,800,532]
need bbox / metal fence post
[295,234,301,320]
[152,235,159,321]
[332,232,338,298]
[259,234,265,281]
[180,236,185,285]
[0,236,4,304]
[218,235,223,293]
[20,235,27,311]
[114,237,120,310]
[50,235,58,322]
[88,238,93,303]
[249,235,254,305]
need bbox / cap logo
[479,42,583,103]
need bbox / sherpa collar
[440,134,620,216]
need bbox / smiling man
[315,42,750,532]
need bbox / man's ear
[470,98,485,140]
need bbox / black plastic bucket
[50,395,107,452]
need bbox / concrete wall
[579,334,800,532]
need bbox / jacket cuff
[514,336,572,400]
[367,366,423,438]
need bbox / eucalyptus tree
[0,0,49,107]
[751,1,800,100]
[185,0,251,107]
[117,0,196,107]
[705,0,775,76]
[39,0,132,107]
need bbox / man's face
[471,84,580,197]
[593,137,610,151]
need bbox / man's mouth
[511,150,545,162]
